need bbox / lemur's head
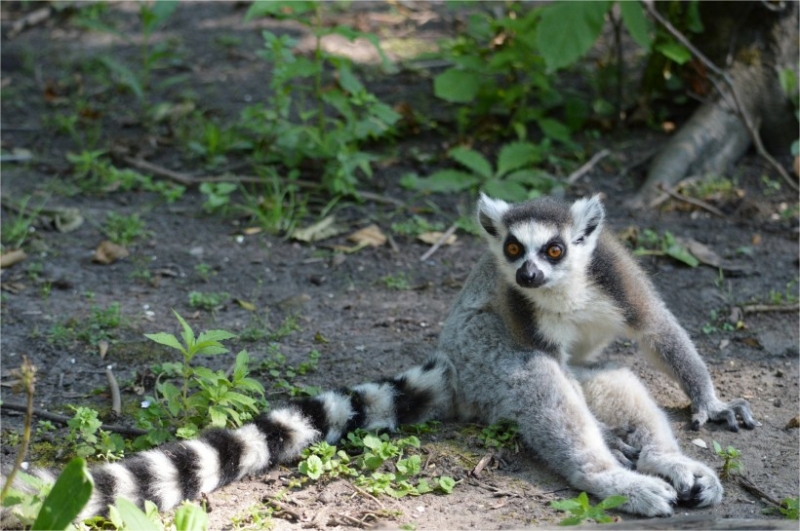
[477,193,605,290]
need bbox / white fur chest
[530,284,626,365]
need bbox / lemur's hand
[691,397,758,431]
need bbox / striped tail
[78,354,455,518]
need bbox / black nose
[516,261,545,288]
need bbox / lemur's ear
[570,194,605,245]
[477,192,510,239]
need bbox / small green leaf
[144,332,184,352]
[434,68,481,103]
[656,41,692,65]
[619,1,653,51]
[537,118,572,143]
[449,147,493,179]
[32,458,93,531]
[174,502,209,531]
[598,495,628,510]
[437,476,456,494]
[558,515,584,526]
[537,1,611,72]
[173,310,196,351]
[496,141,541,177]
[550,499,583,513]
[114,498,160,531]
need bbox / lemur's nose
[516,260,545,288]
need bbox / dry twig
[657,183,727,218]
[346,482,384,510]
[420,223,458,262]
[742,303,799,314]
[567,149,611,185]
[471,452,493,478]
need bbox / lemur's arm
[636,310,757,431]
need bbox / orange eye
[546,245,563,259]
[505,242,522,257]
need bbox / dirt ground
[1,2,798,530]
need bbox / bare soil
[1,3,798,529]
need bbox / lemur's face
[477,194,605,290]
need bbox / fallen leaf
[0,249,27,268]
[785,415,800,429]
[277,294,311,312]
[738,337,762,349]
[52,208,83,233]
[235,298,256,311]
[93,241,129,264]
[242,227,262,236]
[347,224,386,247]
[292,216,343,243]
[718,339,730,350]
[691,439,708,449]
[417,231,457,246]
[675,237,723,267]
[1,282,27,293]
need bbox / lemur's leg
[575,366,723,508]
[75,355,456,519]
[488,355,677,517]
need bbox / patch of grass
[103,213,148,246]
[188,290,230,311]
[231,502,274,531]
[380,273,411,291]
[390,215,444,238]
[258,345,320,398]
[631,229,699,267]
[477,420,519,450]
[551,492,627,525]
[1,196,45,250]
[47,302,122,346]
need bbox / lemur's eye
[505,242,522,257]
[546,244,563,260]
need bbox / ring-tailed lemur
[16,194,757,520]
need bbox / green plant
[194,263,215,282]
[401,143,557,201]
[199,182,237,214]
[380,273,411,291]
[103,212,148,246]
[231,502,274,531]
[632,229,698,267]
[66,406,125,461]
[67,151,185,201]
[242,2,399,196]
[297,430,455,499]
[238,170,307,235]
[1,195,44,250]
[550,492,627,525]
[140,312,264,443]
[390,216,444,238]
[47,302,122,346]
[712,441,743,479]
[767,279,799,305]
[259,345,320,398]
[701,309,735,335]
[5,458,95,530]
[779,497,799,520]
[478,420,519,450]
[188,290,230,311]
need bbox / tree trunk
[632,1,798,208]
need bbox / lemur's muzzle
[516,260,545,288]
